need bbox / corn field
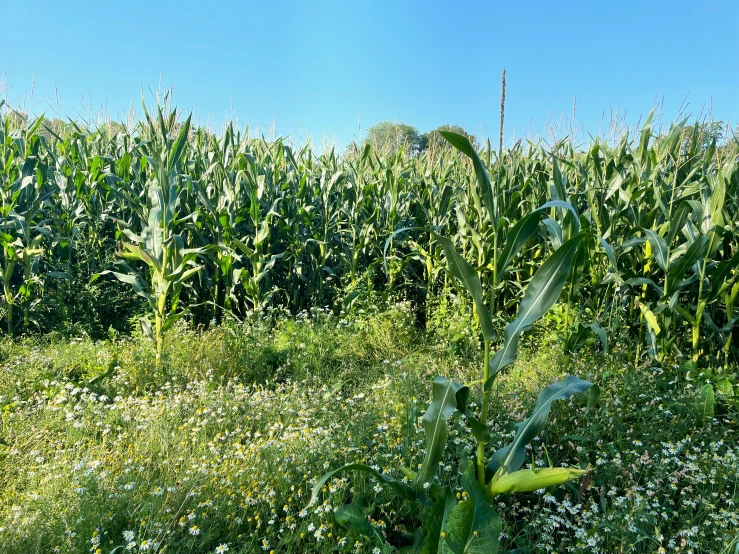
[2,100,739,372]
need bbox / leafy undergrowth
[0,304,737,554]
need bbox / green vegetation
[0,98,738,553]
[1,308,737,553]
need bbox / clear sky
[2,0,738,147]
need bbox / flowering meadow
[0,304,737,554]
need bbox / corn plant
[309,133,598,554]
[0,107,61,333]
[93,111,207,365]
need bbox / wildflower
[189,525,200,536]
[215,545,229,553]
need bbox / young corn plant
[309,133,598,554]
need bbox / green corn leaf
[118,243,161,272]
[432,234,495,341]
[487,233,589,387]
[417,377,469,488]
[92,270,154,304]
[496,200,579,284]
[666,237,707,295]
[587,322,608,354]
[624,277,662,294]
[673,305,696,324]
[420,487,455,554]
[168,114,192,172]
[666,201,692,247]
[440,465,501,554]
[638,112,655,162]
[439,131,495,223]
[489,376,593,474]
[160,311,189,334]
[140,317,154,339]
[307,464,414,508]
[335,503,374,537]
[644,229,668,272]
[466,414,491,443]
[708,251,739,301]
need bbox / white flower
[215,545,229,553]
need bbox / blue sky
[2,0,738,147]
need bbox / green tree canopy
[362,121,425,157]
[422,124,477,154]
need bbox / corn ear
[487,467,589,497]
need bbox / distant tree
[679,120,726,153]
[363,121,425,157]
[422,124,477,154]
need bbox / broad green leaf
[420,487,455,554]
[118,243,161,272]
[92,270,154,304]
[715,378,734,399]
[335,503,374,536]
[667,237,707,295]
[432,233,495,341]
[307,464,413,507]
[644,229,668,272]
[708,251,739,301]
[487,233,589,387]
[666,201,692,247]
[168,114,192,172]
[441,466,501,554]
[439,131,495,222]
[466,415,491,443]
[496,200,579,284]
[417,377,469,487]
[489,376,593,474]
